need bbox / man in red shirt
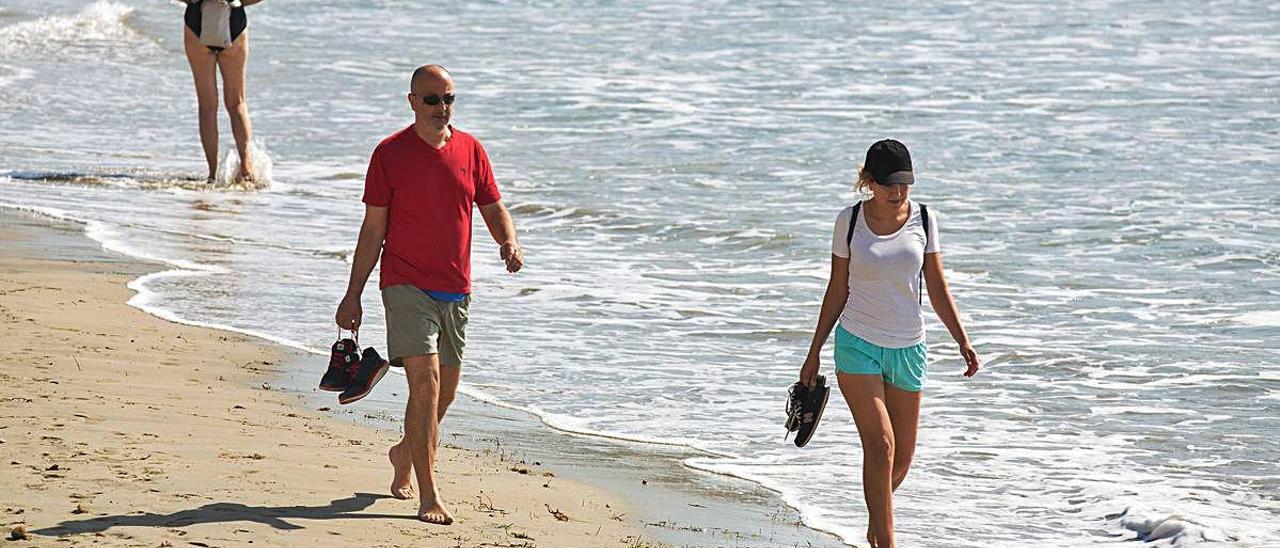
[335,64,523,525]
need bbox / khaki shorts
[381,284,469,367]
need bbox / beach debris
[218,452,265,460]
[232,405,244,410]
[641,479,647,486]
[476,492,506,515]
[318,407,331,412]
[509,465,530,475]
[544,504,569,522]
[646,519,706,533]
[542,471,554,477]
[512,531,534,540]
[45,464,59,471]
[260,382,271,390]
[72,503,87,514]
[8,524,29,540]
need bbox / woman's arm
[800,254,850,385]
[923,252,979,377]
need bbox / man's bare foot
[418,497,453,525]
[388,444,414,500]
[867,520,876,547]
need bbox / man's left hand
[500,242,524,273]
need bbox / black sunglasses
[418,93,455,106]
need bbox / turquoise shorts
[834,325,928,392]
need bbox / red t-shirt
[362,125,501,293]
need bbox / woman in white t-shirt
[799,139,980,548]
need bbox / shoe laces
[346,351,364,377]
[784,383,806,431]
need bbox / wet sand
[0,211,649,547]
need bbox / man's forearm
[481,202,518,246]
[493,209,517,246]
[346,230,383,296]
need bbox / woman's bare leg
[216,31,254,182]
[838,372,895,547]
[182,27,219,180]
[884,384,922,491]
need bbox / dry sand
[0,217,653,547]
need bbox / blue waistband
[423,289,468,302]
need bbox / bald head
[407,65,455,131]
[410,65,452,92]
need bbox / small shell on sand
[8,524,29,540]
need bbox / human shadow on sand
[33,492,407,536]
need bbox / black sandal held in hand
[784,375,830,448]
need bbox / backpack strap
[918,203,929,304]
[845,202,862,252]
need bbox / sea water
[2,1,1277,546]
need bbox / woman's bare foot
[388,444,414,500]
[235,160,256,184]
[418,494,453,525]
[867,519,877,547]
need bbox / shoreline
[0,208,846,547]
[0,210,649,547]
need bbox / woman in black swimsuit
[182,0,263,184]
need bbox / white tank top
[830,200,940,348]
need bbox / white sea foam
[1234,310,1280,327]
[1109,505,1242,546]
[0,62,34,87]
[0,1,158,59]
[214,141,274,190]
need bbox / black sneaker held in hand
[319,337,360,392]
[338,347,390,405]
[784,374,830,448]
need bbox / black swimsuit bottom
[184,1,247,52]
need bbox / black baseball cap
[865,139,914,185]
